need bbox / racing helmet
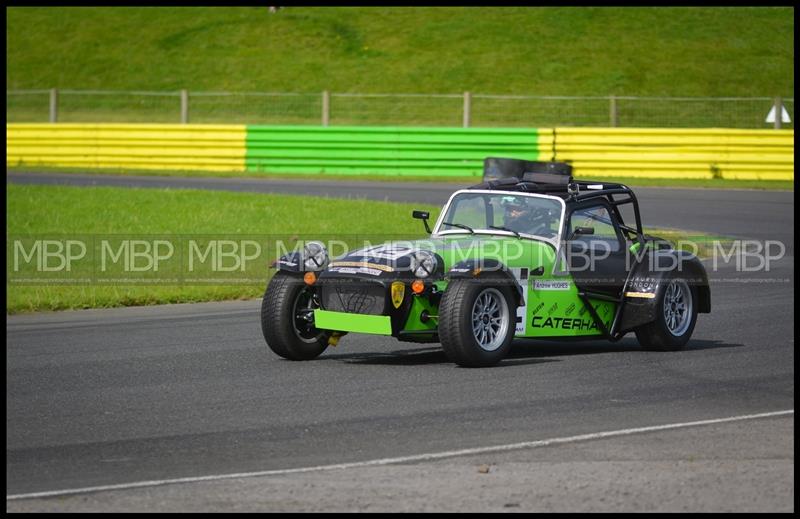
[502,196,554,234]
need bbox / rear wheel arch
[634,269,699,351]
[648,249,710,312]
[620,248,710,333]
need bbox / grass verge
[7,184,440,313]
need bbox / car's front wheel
[635,273,698,351]
[261,271,330,360]
[439,278,516,367]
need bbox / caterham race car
[261,158,710,367]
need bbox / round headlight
[410,250,437,278]
[303,241,328,270]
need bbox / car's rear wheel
[439,278,516,367]
[261,271,330,360]
[635,272,698,351]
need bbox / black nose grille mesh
[321,281,386,315]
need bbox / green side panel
[522,275,615,338]
[402,294,439,332]
[400,236,615,338]
[245,126,541,177]
[314,309,392,335]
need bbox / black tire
[261,271,330,360]
[635,272,698,351]
[439,278,516,367]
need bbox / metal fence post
[774,97,782,129]
[322,90,330,126]
[609,95,617,127]
[463,91,471,128]
[180,89,189,124]
[49,88,58,123]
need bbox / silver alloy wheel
[663,279,693,337]
[471,288,510,352]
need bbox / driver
[502,197,556,237]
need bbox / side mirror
[569,226,595,240]
[413,210,431,234]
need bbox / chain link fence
[6,89,794,129]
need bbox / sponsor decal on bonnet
[329,266,383,276]
[329,261,395,272]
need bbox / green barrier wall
[245,126,548,177]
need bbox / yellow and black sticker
[391,281,405,308]
[624,291,656,299]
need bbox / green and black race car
[261,158,710,367]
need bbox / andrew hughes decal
[533,280,571,291]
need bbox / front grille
[320,281,386,315]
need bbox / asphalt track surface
[6,172,795,511]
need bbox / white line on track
[7,409,793,501]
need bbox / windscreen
[439,192,562,240]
